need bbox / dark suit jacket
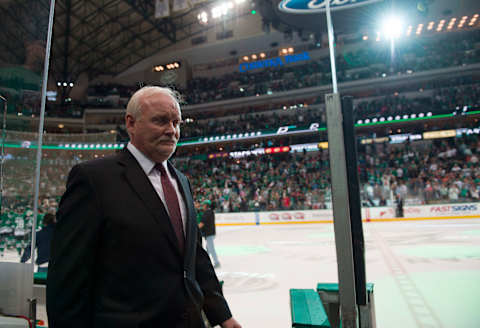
[47,149,231,328]
[21,224,55,265]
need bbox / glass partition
[0,0,53,318]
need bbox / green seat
[290,289,331,327]
[34,271,47,285]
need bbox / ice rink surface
[3,218,480,327]
[213,219,480,328]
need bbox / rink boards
[215,202,480,226]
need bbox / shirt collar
[127,142,167,175]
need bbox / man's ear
[125,114,135,132]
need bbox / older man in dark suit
[47,86,241,328]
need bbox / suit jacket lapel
[118,150,182,256]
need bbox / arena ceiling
[0,0,478,83]
[0,0,254,82]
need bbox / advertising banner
[215,212,256,225]
[215,203,480,226]
[259,209,333,223]
[366,203,480,220]
[215,209,334,225]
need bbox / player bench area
[290,283,375,328]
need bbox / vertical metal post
[31,0,56,274]
[0,96,7,216]
[28,298,37,326]
[61,0,71,106]
[326,93,358,327]
[341,96,366,308]
[325,1,338,93]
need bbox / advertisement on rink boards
[215,209,334,225]
[214,203,480,226]
[367,202,480,220]
[260,209,333,223]
[214,212,257,225]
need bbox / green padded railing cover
[290,289,331,328]
[316,283,374,293]
[34,271,47,284]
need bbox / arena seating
[1,30,479,256]
[180,82,480,139]
[1,133,480,255]
[3,29,474,120]
[180,30,480,105]
[181,134,480,212]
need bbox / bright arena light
[197,11,208,24]
[212,2,233,19]
[380,16,404,39]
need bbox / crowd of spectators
[87,84,137,99]
[180,107,324,139]
[357,136,480,206]
[0,149,98,256]
[181,30,480,105]
[2,30,478,124]
[1,29,480,255]
[179,82,480,139]
[354,82,480,119]
[176,134,480,212]
[2,133,480,254]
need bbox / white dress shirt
[127,142,187,235]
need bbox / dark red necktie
[156,164,185,253]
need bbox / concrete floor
[3,218,480,327]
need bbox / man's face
[126,92,181,163]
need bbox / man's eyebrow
[152,113,181,120]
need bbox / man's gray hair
[126,86,182,119]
